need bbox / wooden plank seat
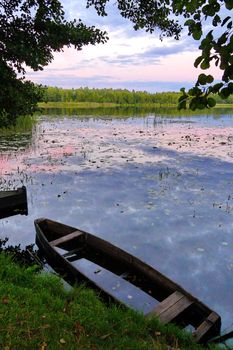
[146,291,193,323]
[193,312,221,342]
[35,218,222,343]
[50,230,84,247]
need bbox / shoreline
[38,101,233,109]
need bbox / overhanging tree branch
[0,0,108,124]
[86,0,233,109]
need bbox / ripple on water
[0,112,233,330]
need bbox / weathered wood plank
[63,247,85,258]
[35,217,222,343]
[50,230,84,246]
[146,291,193,323]
[193,312,221,342]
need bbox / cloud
[27,71,193,92]
[61,0,131,33]
[98,37,197,66]
[98,54,161,66]
[25,1,222,91]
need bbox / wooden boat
[0,186,28,219]
[35,218,221,343]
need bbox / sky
[26,0,222,93]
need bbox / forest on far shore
[42,87,233,106]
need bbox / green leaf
[198,73,207,85]
[206,75,214,84]
[225,0,233,10]
[188,87,202,96]
[194,56,203,68]
[184,19,195,27]
[227,21,232,29]
[197,96,208,109]
[178,95,188,102]
[212,14,221,26]
[178,100,187,110]
[219,87,231,99]
[206,30,214,41]
[220,58,228,70]
[192,30,202,40]
[202,2,220,16]
[197,73,213,85]
[207,97,216,107]
[228,66,233,80]
[217,33,228,45]
[221,16,231,26]
[215,57,220,67]
[193,13,200,21]
[228,82,233,93]
[200,60,210,69]
[211,83,224,93]
[189,98,198,111]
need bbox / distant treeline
[43,87,180,105]
[42,86,233,105]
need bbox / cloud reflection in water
[0,112,233,329]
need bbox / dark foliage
[43,86,182,105]
[0,0,107,125]
[1,0,232,115]
[87,0,182,38]
[0,61,45,125]
[86,0,233,109]
[42,86,233,107]
[0,237,45,268]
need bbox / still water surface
[1,108,233,330]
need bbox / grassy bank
[0,115,36,134]
[0,253,219,350]
[38,102,121,109]
[38,101,180,109]
[38,101,233,110]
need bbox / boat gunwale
[34,218,217,315]
[35,217,221,342]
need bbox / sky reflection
[1,114,233,176]
[0,111,233,330]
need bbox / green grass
[0,115,36,134]
[0,253,221,350]
[38,101,233,110]
[38,101,121,109]
[38,101,181,109]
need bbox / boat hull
[35,217,221,343]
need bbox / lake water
[1,107,233,332]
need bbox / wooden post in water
[0,186,28,219]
